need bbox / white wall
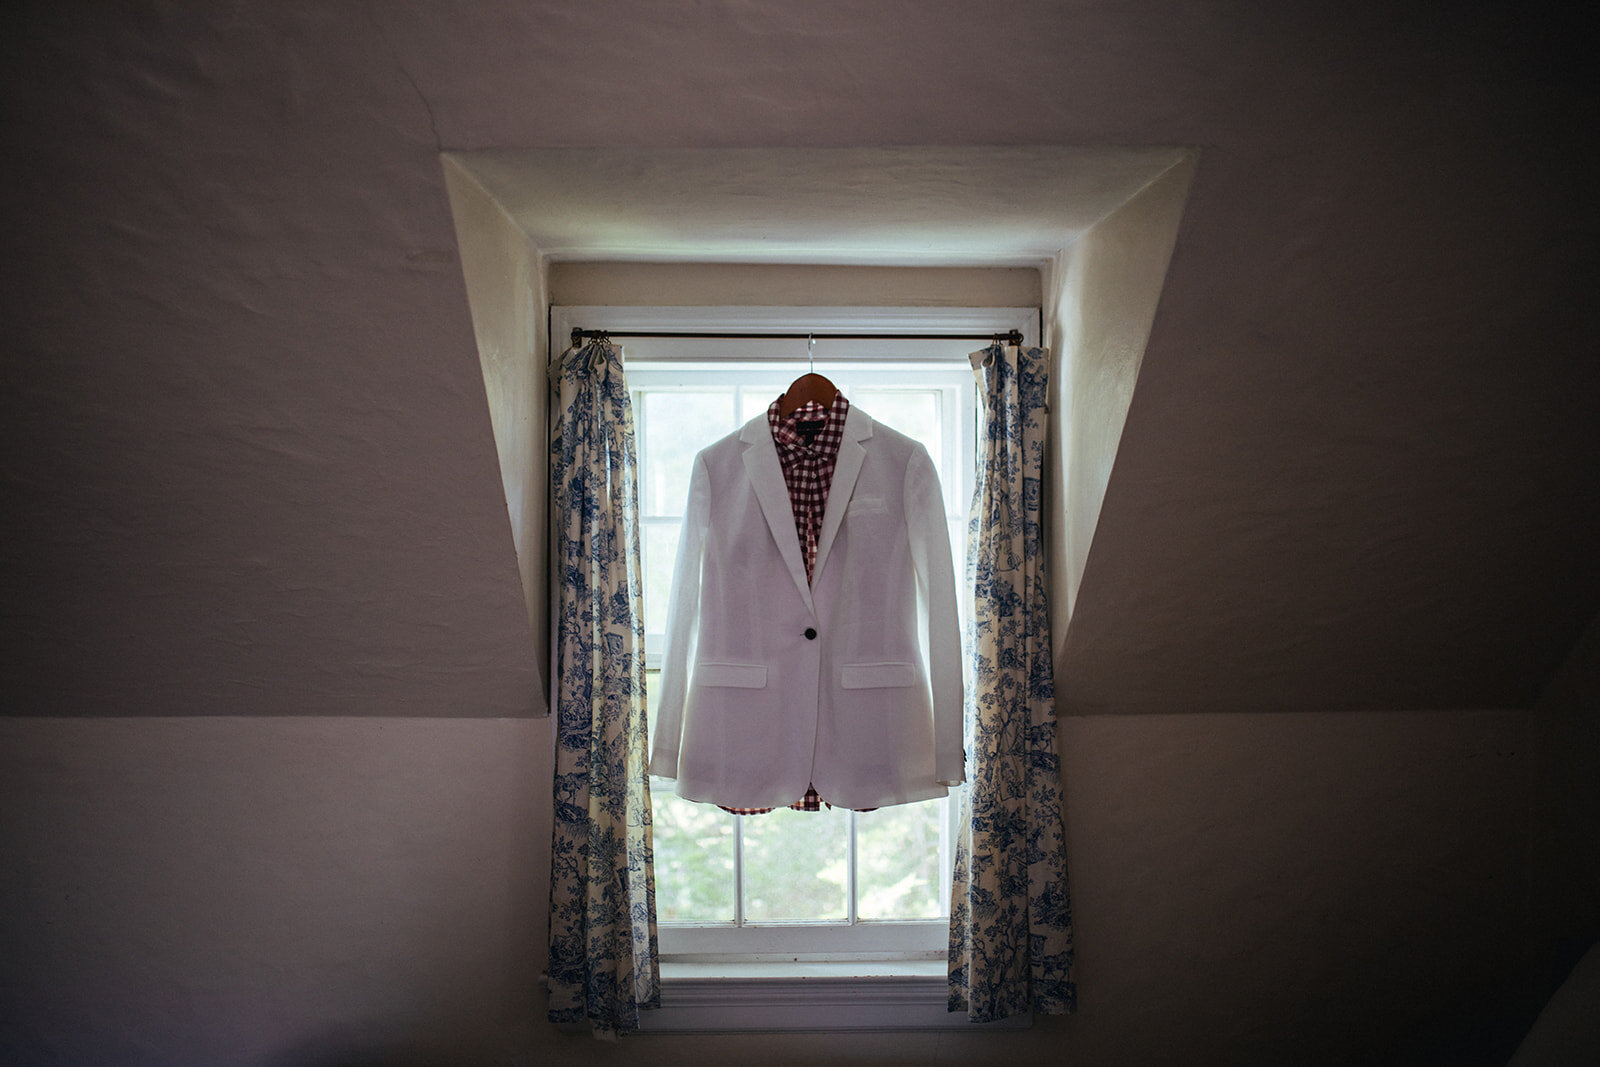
[0,718,552,1066]
[1044,155,1196,644]
[1532,610,1600,953]
[0,709,1541,1065]
[547,261,1042,310]
[443,159,552,688]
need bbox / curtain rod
[571,328,1024,348]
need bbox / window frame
[548,305,1039,1031]
[627,358,977,960]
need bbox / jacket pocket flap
[840,662,917,689]
[696,662,768,688]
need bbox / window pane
[741,385,789,424]
[856,798,945,920]
[647,662,735,922]
[643,522,681,638]
[852,389,941,473]
[642,391,736,516]
[741,806,849,922]
[629,356,980,949]
[650,782,737,923]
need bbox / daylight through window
[629,355,975,959]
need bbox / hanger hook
[807,333,815,373]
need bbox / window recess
[549,306,1038,1031]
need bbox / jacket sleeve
[905,445,966,787]
[648,453,709,780]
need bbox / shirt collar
[767,392,848,456]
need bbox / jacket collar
[813,406,871,584]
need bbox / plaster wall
[1045,156,1195,648]
[0,6,542,721]
[442,159,552,698]
[1531,609,1600,950]
[0,709,1538,1065]
[547,261,1042,310]
[0,717,553,1066]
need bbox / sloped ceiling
[1,1,1593,716]
[452,145,1189,265]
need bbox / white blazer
[650,405,965,810]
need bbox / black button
[804,628,817,640]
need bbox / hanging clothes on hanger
[719,382,853,816]
[649,370,966,812]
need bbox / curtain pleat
[948,342,1075,1022]
[546,340,660,1036]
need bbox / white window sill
[639,959,1030,1032]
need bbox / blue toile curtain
[545,338,660,1037]
[948,340,1076,1022]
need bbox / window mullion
[733,813,746,927]
[940,795,955,914]
[847,809,859,926]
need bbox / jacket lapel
[813,406,872,582]
[740,417,814,613]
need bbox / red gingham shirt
[769,393,849,585]
[720,393,862,816]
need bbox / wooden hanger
[778,334,839,418]
[779,372,839,418]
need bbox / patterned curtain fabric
[948,342,1076,1022]
[545,339,660,1036]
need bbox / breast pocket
[695,662,768,688]
[839,662,917,689]
[847,496,889,517]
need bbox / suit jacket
[650,405,965,810]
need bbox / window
[630,358,973,961]
[549,306,1037,1030]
